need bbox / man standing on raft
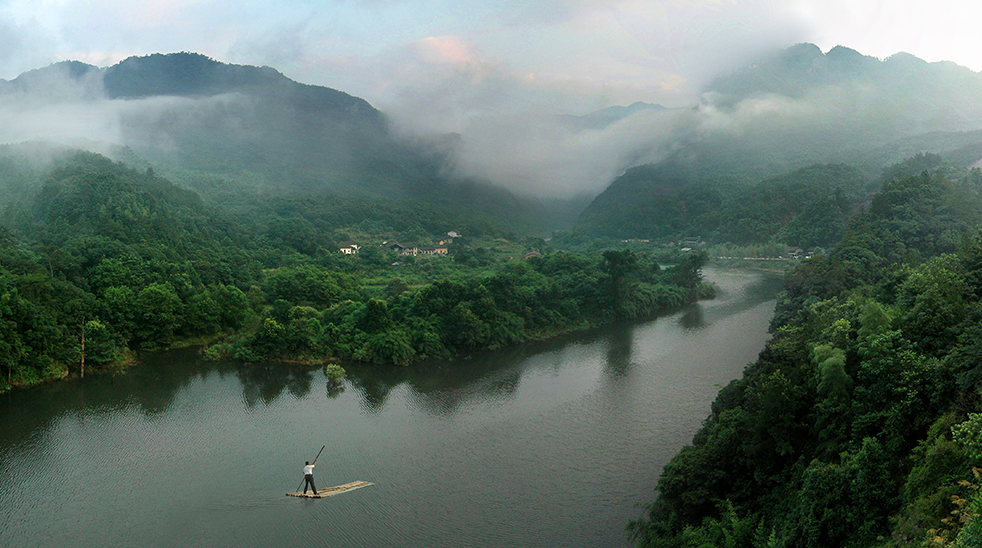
[302,460,318,495]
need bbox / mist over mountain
[0,53,424,187]
[4,44,982,240]
[0,52,554,232]
[557,102,667,131]
[576,44,982,240]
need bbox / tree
[355,299,392,334]
[134,282,184,346]
[602,249,638,313]
[265,264,340,307]
[897,255,968,357]
[80,319,124,365]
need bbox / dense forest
[0,151,711,389]
[577,162,871,246]
[629,162,982,546]
[577,154,982,248]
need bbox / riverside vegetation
[0,151,712,389]
[629,161,982,546]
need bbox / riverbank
[1,256,719,395]
[0,267,780,548]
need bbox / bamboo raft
[287,480,374,498]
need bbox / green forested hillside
[0,151,710,389]
[629,167,982,546]
[578,151,982,247]
[577,162,871,246]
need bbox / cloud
[3,0,981,202]
[448,106,686,198]
[0,63,256,165]
[0,16,61,80]
[286,1,820,199]
[335,33,686,198]
[415,36,476,64]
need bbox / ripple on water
[0,267,779,548]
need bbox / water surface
[0,268,783,547]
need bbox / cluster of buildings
[338,231,461,257]
[784,247,824,259]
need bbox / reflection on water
[237,361,317,407]
[326,380,345,399]
[0,267,783,548]
[678,304,704,330]
[604,323,634,378]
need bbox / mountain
[0,53,548,233]
[576,44,982,242]
[576,161,873,247]
[558,101,666,130]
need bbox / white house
[339,241,361,254]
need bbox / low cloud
[0,0,857,200]
[445,107,686,198]
[6,33,980,205]
[363,35,691,198]
[0,64,257,166]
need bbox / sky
[2,0,980,114]
[1,0,981,197]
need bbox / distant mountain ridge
[708,43,981,107]
[558,101,667,130]
[2,53,377,121]
[576,43,982,241]
[0,53,550,233]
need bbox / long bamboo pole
[295,445,326,492]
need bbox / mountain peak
[778,42,824,64]
[0,60,103,100]
[884,51,929,68]
[705,43,943,104]
[103,52,286,99]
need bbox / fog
[0,62,247,162]
[0,52,696,200]
[3,43,982,204]
[379,46,982,199]
[3,0,982,202]
[421,107,687,199]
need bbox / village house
[419,245,449,256]
[338,241,361,254]
[387,242,419,256]
[785,247,805,259]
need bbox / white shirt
[303,464,315,475]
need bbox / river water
[0,268,783,548]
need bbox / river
[0,267,783,548]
